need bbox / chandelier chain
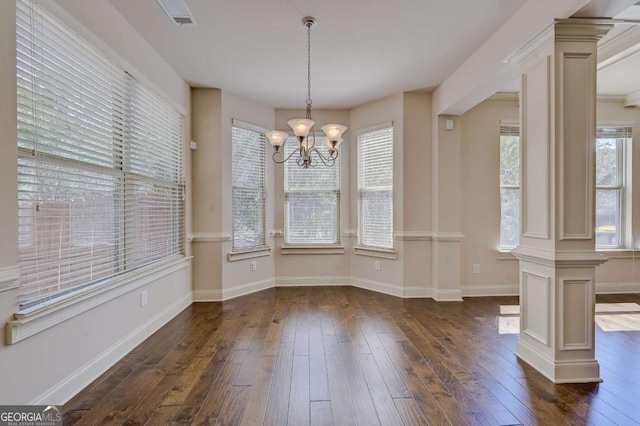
[306,23,312,108]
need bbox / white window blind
[595,126,630,248]
[358,125,393,249]
[499,124,520,249]
[284,136,340,245]
[16,0,184,308]
[232,122,266,250]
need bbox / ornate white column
[512,20,614,383]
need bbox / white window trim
[227,247,272,262]
[357,122,394,251]
[354,246,397,260]
[231,119,268,252]
[498,121,520,251]
[283,133,341,246]
[595,124,632,250]
[6,256,191,345]
[16,0,185,310]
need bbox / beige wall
[0,0,192,404]
[401,92,433,292]
[459,97,640,293]
[460,98,520,292]
[191,88,224,295]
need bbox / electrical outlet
[374,260,381,271]
[473,263,480,274]
[250,261,257,272]
[140,289,148,306]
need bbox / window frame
[283,135,341,247]
[498,122,521,251]
[231,119,268,253]
[357,122,394,252]
[15,0,185,311]
[595,125,631,250]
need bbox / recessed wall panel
[521,271,550,345]
[561,278,593,350]
[559,53,595,239]
[522,58,550,239]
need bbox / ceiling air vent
[156,0,198,26]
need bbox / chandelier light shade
[266,130,288,150]
[267,16,347,168]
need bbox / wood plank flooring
[63,287,640,425]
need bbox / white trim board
[596,282,640,294]
[276,276,349,287]
[191,278,640,304]
[32,291,192,405]
[462,285,519,297]
[350,277,404,298]
[193,278,275,302]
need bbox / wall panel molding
[521,56,551,240]
[521,272,550,346]
[560,278,593,351]
[558,52,596,240]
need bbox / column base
[516,339,602,384]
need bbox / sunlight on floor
[497,303,640,334]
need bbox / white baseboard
[192,289,223,302]
[462,284,519,297]
[32,291,193,405]
[596,282,640,294]
[194,278,640,304]
[193,279,276,302]
[403,286,432,298]
[432,288,463,302]
[223,278,275,300]
[276,276,349,287]
[350,277,404,298]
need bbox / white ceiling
[107,0,527,109]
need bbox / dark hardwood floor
[63,287,640,425]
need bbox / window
[499,124,520,249]
[16,0,184,309]
[284,136,340,245]
[596,126,630,248]
[232,121,266,251]
[358,124,393,249]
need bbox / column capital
[512,246,609,268]
[506,19,616,68]
[554,19,617,42]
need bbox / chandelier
[266,17,347,169]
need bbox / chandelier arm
[308,147,336,167]
[272,149,299,164]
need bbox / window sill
[5,256,192,345]
[597,249,640,259]
[281,245,345,255]
[496,249,516,260]
[354,246,397,260]
[227,247,272,261]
